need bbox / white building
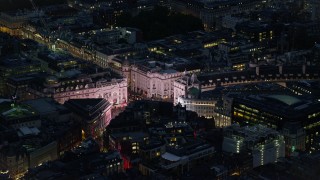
[173,74,216,118]
[222,124,285,168]
[174,73,201,104]
[177,97,216,118]
[131,63,183,99]
[94,51,117,68]
[28,71,128,106]
[174,73,216,118]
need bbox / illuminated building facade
[54,27,139,66]
[56,39,95,62]
[286,80,320,97]
[197,64,320,91]
[64,98,112,139]
[231,94,320,152]
[109,131,149,169]
[131,64,183,99]
[27,71,128,106]
[0,10,43,36]
[177,97,216,118]
[174,73,216,118]
[0,144,28,179]
[235,21,275,43]
[0,139,58,179]
[213,82,290,128]
[214,96,233,128]
[174,73,200,105]
[109,132,149,155]
[223,124,285,168]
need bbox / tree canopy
[117,6,204,41]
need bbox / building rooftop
[66,98,105,110]
[140,139,165,151]
[64,98,111,121]
[0,103,38,121]
[24,150,122,179]
[24,98,69,116]
[161,69,178,74]
[166,139,214,157]
[161,152,182,162]
[224,124,281,144]
[231,93,320,119]
[110,131,149,141]
[247,152,320,179]
[267,95,302,106]
[17,127,40,137]
[0,55,41,68]
[198,65,320,86]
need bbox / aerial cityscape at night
[0,0,320,179]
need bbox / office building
[223,124,285,168]
[231,94,320,152]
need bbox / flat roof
[232,93,320,119]
[267,95,302,106]
[161,69,178,74]
[162,152,181,162]
[110,131,148,140]
[24,98,68,115]
[18,127,40,137]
